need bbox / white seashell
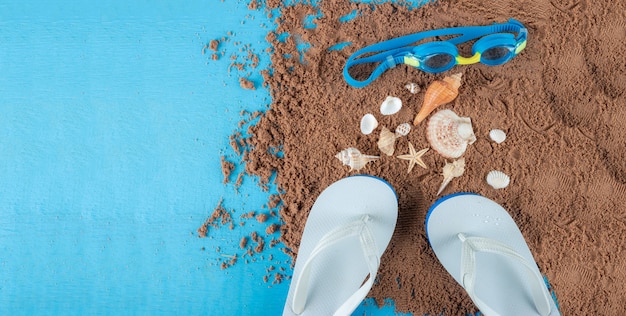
[486,170,510,189]
[335,147,380,171]
[426,109,476,159]
[360,114,378,135]
[405,82,420,94]
[377,127,397,156]
[437,158,465,195]
[489,129,507,144]
[394,123,411,137]
[380,96,402,115]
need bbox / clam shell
[377,127,396,156]
[335,147,379,171]
[394,123,411,137]
[426,109,476,159]
[380,96,402,115]
[405,82,420,94]
[486,170,510,189]
[489,129,507,144]
[360,113,378,135]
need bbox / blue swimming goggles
[344,19,528,88]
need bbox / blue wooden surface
[0,1,412,315]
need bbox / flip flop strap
[458,233,552,316]
[291,215,380,316]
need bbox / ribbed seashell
[394,123,411,137]
[486,170,510,189]
[380,96,402,115]
[437,158,465,195]
[377,127,397,156]
[413,73,462,125]
[426,109,476,159]
[360,113,378,135]
[489,129,507,144]
[405,82,420,94]
[335,147,379,171]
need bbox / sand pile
[243,0,626,314]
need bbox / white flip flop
[426,193,561,316]
[283,175,398,316]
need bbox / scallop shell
[360,114,378,135]
[413,73,462,125]
[426,109,476,159]
[489,129,507,144]
[377,127,397,156]
[394,123,411,137]
[405,82,420,94]
[486,170,510,189]
[335,147,380,171]
[380,96,402,115]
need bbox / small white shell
[405,83,420,94]
[437,158,465,195]
[426,109,476,159]
[360,114,378,135]
[489,129,507,144]
[486,170,510,189]
[380,96,402,115]
[335,147,380,171]
[377,127,396,156]
[394,123,411,137]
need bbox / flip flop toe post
[426,193,561,316]
[283,175,398,316]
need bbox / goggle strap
[343,55,405,88]
[343,19,526,88]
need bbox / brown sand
[239,77,256,90]
[209,39,219,51]
[265,223,280,235]
[256,213,269,223]
[197,199,233,238]
[220,156,235,184]
[243,0,626,314]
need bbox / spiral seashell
[380,96,402,115]
[360,113,378,135]
[426,109,476,159]
[335,147,380,171]
[413,73,462,125]
[489,129,507,144]
[394,123,411,137]
[486,170,510,189]
[405,82,420,94]
[377,127,397,156]
[437,158,465,195]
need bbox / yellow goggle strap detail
[456,53,481,65]
[403,55,420,67]
[515,40,527,54]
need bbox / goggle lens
[423,54,454,70]
[481,46,512,64]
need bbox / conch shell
[426,109,476,159]
[437,158,465,195]
[335,147,379,171]
[413,73,462,125]
[377,127,396,156]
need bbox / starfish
[397,142,429,173]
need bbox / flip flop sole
[426,193,560,315]
[283,175,398,316]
